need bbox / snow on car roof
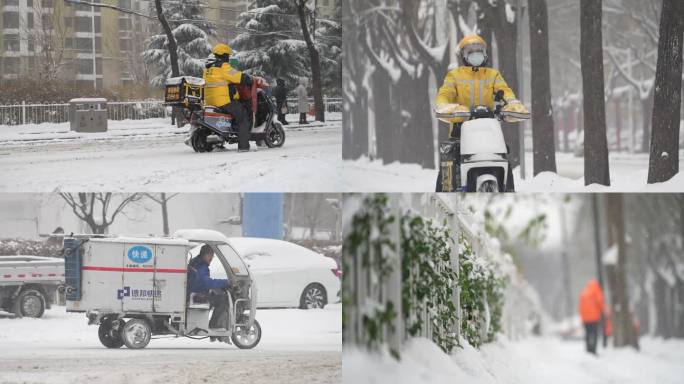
[226,237,335,270]
[173,229,229,243]
[227,237,322,257]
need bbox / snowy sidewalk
[344,336,684,384]
[342,152,684,192]
[0,305,341,384]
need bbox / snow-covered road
[343,151,684,192]
[344,335,684,384]
[0,304,341,384]
[0,116,341,192]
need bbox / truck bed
[0,255,65,286]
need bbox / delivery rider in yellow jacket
[204,43,254,152]
[433,35,529,191]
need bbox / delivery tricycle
[63,229,260,349]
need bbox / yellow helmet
[458,35,488,68]
[212,43,233,56]
[458,35,487,51]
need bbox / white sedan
[227,237,341,309]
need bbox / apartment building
[0,0,154,88]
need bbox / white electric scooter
[435,91,530,192]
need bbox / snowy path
[344,336,684,384]
[0,304,341,384]
[0,116,341,192]
[342,152,684,192]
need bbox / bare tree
[143,193,179,235]
[296,0,325,122]
[647,0,684,183]
[24,1,71,80]
[59,193,143,234]
[580,0,610,186]
[528,0,557,175]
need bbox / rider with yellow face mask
[434,35,529,191]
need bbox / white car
[227,237,341,309]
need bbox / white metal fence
[344,194,540,353]
[0,97,342,126]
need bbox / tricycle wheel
[98,317,124,348]
[264,122,285,148]
[120,318,152,349]
[231,318,261,349]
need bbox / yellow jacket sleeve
[220,63,242,84]
[435,70,458,106]
[493,70,517,102]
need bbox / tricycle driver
[187,244,231,342]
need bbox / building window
[74,16,92,32]
[75,58,102,75]
[28,38,35,52]
[27,13,34,29]
[118,0,131,8]
[27,0,33,7]
[3,35,19,51]
[41,14,53,30]
[3,0,20,6]
[118,17,131,30]
[41,0,52,8]
[3,57,20,75]
[120,38,131,51]
[2,11,20,29]
[73,37,101,53]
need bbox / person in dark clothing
[187,244,231,341]
[273,78,289,125]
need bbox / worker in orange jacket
[578,279,604,354]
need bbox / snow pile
[344,335,684,384]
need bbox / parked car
[227,237,341,309]
[0,255,64,318]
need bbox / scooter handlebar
[500,110,531,120]
[435,111,471,119]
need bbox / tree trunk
[640,90,654,153]
[605,195,637,349]
[160,192,170,235]
[528,0,557,175]
[154,0,179,77]
[490,2,521,167]
[647,0,684,183]
[580,0,610,186]
[297,1,325,122]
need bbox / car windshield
[216,243,249,276]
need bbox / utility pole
[516,0,526,179]
[91,2,97,90]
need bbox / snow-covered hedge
[458,235,506,347]
[401,213,458,353]
[0,239,61,257]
